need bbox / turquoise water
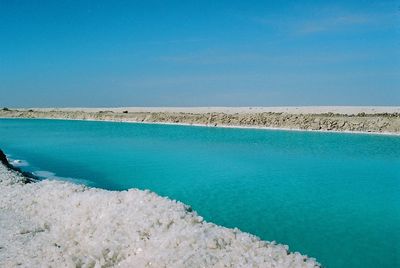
[0,118,399,267]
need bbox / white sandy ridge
[0,164,319,267]
[18,106,400,115]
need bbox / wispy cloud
[156,50,378,66]
[139,38,207,46]
[157,52,268,65]
[253,11,395,35]
[297,14,371,34]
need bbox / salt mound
[0,164,319,267]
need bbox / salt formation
[0,163,319,267]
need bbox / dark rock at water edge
[0,149,12,168]
[0,149,37,183]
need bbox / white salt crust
[0,164,319,267]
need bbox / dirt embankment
[1,108,399,134]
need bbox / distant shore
[1,106,400,134]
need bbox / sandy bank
[16,106,400,115]
[0,162,319,267]
[1,106,400,134]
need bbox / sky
[0,0,399,107]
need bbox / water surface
[0,118,399,267]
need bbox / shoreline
[1,116,400,137]
[13,106,400,115]
[0,154,319,267]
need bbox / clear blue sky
[0,0,399,107]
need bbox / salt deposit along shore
[0,157,319,267]
[1,106,400,134]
